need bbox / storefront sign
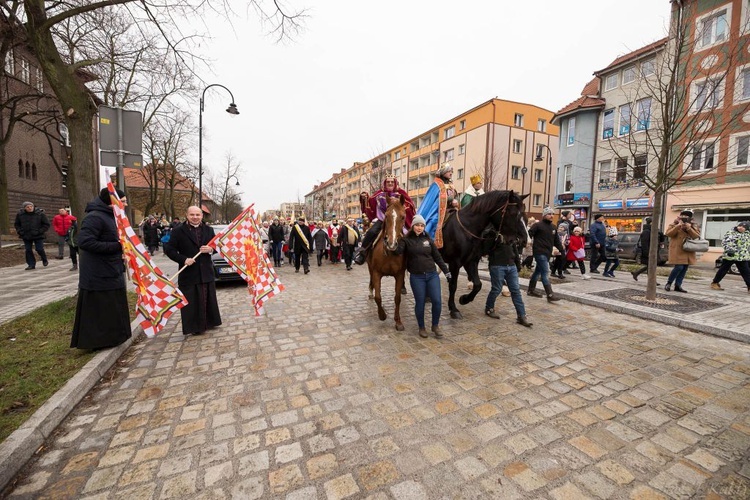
[626,197,651,208]
[598,199,624,210]
[555,192,591,206]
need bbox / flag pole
[171,250,202,280]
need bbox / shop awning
[599,211,653,217]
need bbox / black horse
[441,190,529,319]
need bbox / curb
[0,319,142,491]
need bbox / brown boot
[418,328,428,338]
[516,316,533,327]
[543,284,560,302]
[431,325,443,338]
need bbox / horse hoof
[450,311,463,320]
[395,323,405,331]
[458,295,473,305]
[378,312,387,321]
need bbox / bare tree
[599,3,750,300]
[214,151,242,222]
[20,0,305,222]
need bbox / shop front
[595,197,653,232]
[555,192,591,231]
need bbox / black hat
[99,187,125,205]
[594,213,604,220]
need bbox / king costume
[417,164,457,249]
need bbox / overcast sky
[196,0,671,213]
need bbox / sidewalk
[471,260,750,345]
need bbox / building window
[599,160,612,183]
[533,194,542,206]
[512,139,523,154]
[730,133,749,168]
[602,109,614,139]
[534,168,543,182]
[419,155,431,168]
[514,113,524,127]
[567,117,575,146]
[409,159,418,171]
[443,149,454,162]
[535,144,545,159]
[633,154,647,179]
[604,73,618,91]
[641,59,655,77]
[689,142,716,171]
[457,168,464,179]
[4,51,14,74]
[393,167,400,177]
[616,158,628,181]
[459,119,466,130]
[696,8,729,50]
[25,161,30,179]
[31,163,37,180]
[636,98,652,131]
[444,126,455,140]
[458,144,465,155]
[410,141,418,153]
[563,164,573,192]
[537,119,546,132]
[511,166,521,180]
[18,159,23,178]
[622,66,636,85]
[34,66,43,92]
[736,66,750,102]
[394,151,401,160]
[20,58,29,84]
[693,77,724,111]
[619,104,631,135]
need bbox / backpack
[66,221,78,247]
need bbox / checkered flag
[107,183,187,337]
[208,204,284,316]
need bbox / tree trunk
[24,1,100,221]
[0,144,9,234]
[646,186,665,301]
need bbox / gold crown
[384,174,397,181]
[470,174,482,185]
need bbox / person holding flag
[164,206,222,336]
[71,188,132,350]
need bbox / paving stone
[324,473,360,500]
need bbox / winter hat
[608,226,618,236]
[22,201,33,208]
[412,215,426,226]
[680,209,693,217]
[542,207,554,216]
[99,187,125,205]
[573,226,583,234]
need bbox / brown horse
[366,195,407,331]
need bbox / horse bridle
[455,198,519,241]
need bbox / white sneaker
[582,274,591,280]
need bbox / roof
[580,77,600,96]
[595,37,668,75]
[552,96,606,125]
[124,165,212,203]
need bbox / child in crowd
[566,226,590,280]
[603,226,621,278]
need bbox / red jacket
[52,213,76,236]
[566,234,585,261]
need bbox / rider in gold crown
[354,174,415,265]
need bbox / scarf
[294,224,310,250]
[345,224,358,245]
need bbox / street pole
[198,84,240,213]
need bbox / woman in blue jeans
[395,215,451,338]
[664,210,700,293]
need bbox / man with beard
[164,206,222,336]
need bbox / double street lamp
[199,84,239,210]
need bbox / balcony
[597,179,645,191]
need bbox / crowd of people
[10,175,750,350]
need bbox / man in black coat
[268,217,286,267]
[14,201,50,270]
[164,206,222,336]
[288,216,312,274]
[338,218,360,270]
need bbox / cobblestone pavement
[4,261,750,499]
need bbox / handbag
[682,238,709,253]
[573,248,585,259]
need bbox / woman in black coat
[71,189,131,350]
[142,218,160,255]
[164,206,222,335]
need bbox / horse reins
[455,198,518,241]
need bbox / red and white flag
[208,204,284,316]
[107,183,188,337]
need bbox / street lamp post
[520,166,528,197]
[535,143,553,208]
[199,84,239,212]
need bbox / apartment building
[665,0,750,258]
[551,78,605,230]
[591,38,668,233]
[307,98,559,222]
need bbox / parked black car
[209,224,244,282]
[616,232,669,265]
[715,255,740,275]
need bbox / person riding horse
[354,175,415,265]
[417,163,458,249]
